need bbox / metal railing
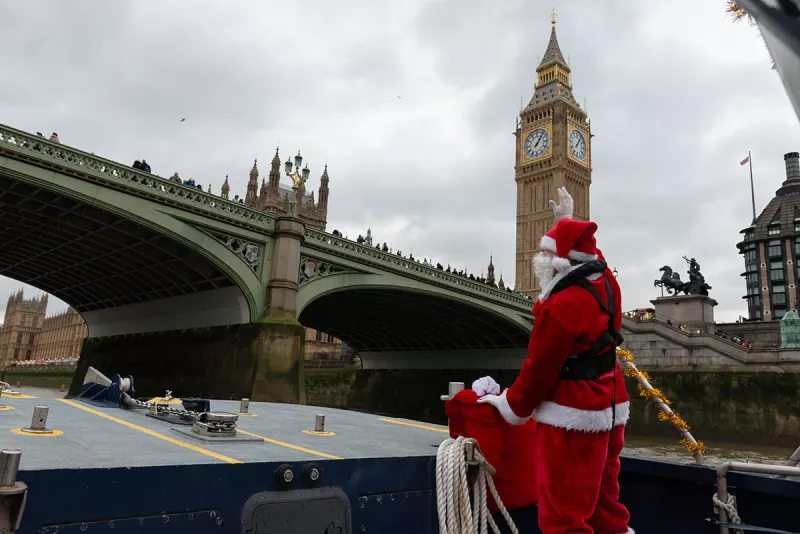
[0,123,276,231]
[303,229,534,311]
[716,461,800,534]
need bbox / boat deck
[0,387,449,470]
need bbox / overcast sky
[1,0,798,323]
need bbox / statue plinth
[651,294,718,333]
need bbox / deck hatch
[241,486,351,534]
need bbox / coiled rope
[436,436,518,534]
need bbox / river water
[623,435,795,466]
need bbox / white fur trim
[551,256,572,272]
[539,235,598,262]
[540,234,557,252]
[568,249,599,262]
[495,390,533,426]
[534,401,630,432]
[538,264,603,302]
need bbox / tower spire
[537,18,569,71]
[525,14,578,110]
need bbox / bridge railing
[0,123,276,231]
[304,229,534,311]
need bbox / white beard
[533,252,556,290]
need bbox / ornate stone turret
[365,227,373,247]
[267,148,281,195]
[318,164,330,217]
[221,174,230,199]
[259,177,267,204]
[499,273,505,290]
[487,255,495,286]
[245,159,259,206]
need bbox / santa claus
[480,187,633,534]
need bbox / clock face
[524,129,550,159]
[569,130,587,160]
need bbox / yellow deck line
[236,429,343,460]
[378,418,449,433]
[58,399,242,464]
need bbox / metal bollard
[0,450,21,487]
[315,414,325,433]
[30,406,48,431]
[0,449,28,533]
[440,382,465,401]
[240,398,250,414]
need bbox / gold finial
[551,8,556,26]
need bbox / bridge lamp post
[612,268,618,278]
[284,151,310,218]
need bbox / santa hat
[539,218,599,272]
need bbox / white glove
[472,376,500,397]
[477,389,531,425]
[548,187,573,221]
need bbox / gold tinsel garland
[616,348,706,457]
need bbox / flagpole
[749,150,757,224]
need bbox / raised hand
[548,187,573,221]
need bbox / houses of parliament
[220,148,330,231]
[515,14,593,299]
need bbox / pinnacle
[537,24,569,71]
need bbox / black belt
[559,349,616,380]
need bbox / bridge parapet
[303,228,534,312]
[0,123,276,232]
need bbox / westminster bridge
[0,124,537,400]
[1,124,792,403]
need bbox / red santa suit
[483,218,633,534]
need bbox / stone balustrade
[0,123,276,232]
[303,229,533,312]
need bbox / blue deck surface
[3,387,800,534]
[0,387,448,469]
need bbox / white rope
[712,492,744,534]
[436,437,519,534]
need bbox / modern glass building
[737,152,800,320]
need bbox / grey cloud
[1,0,798,324]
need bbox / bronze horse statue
[654,264,712,296]
[654,266,685,295]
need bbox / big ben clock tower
[515,11,592,299]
